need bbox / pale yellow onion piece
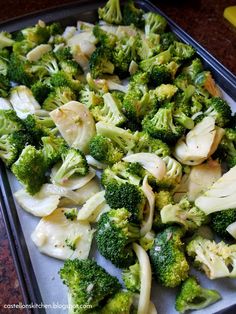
[26,44,52,62]
[141,176,155,236]
[51,166,96,190]
[50,101,96,153]
[86,155,107,170]
[67,32,96,57]
[207,126,225,157]
[188,159,222,201]
[62,26,76,40]
[148,301,158,314]
[129,60,139,75]
[31,207,94,260]
[14,188,60,217]
[0,97,12,110]
[132,243,152,314]
[77,21,94,32]
[123,153,166,180]
[195,166,236,214]
[226,221,236,240]
[59,178,101,207]
[77,190,108,222]
[174,117,216,165]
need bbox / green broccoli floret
[104,182,145,222]
[160,32,177,51]
[49,71,81,94]
[11,145,47,195]
[89,135,123,165]
[211,208,236,240]
[96,208,140,268]
[93,24,117,49]
[52,148,88,185]
[122,0,144,28]
[157,155,182,190]
[12,39,36,56]
[0,74,10,98]
[79,85,103,109]
[59,258,121,312]
[139,50,172,72]
[0,131,32,167]
[182,58,203,81]
[175,276,221,313]
[149,64,172,87]
[89,47,115,78]
[8,54,34,86]
[136,32,161,61]
[144,12,167,35]
[63,208,78,221]
[60,59,83,77]
[142,107,184,143]
[20,22,50,44]
[0,109,23,136]
[91,92,126,126]
[174,73,190,91]
[122,262,140,293]
[135,132,170,157]
[171,41,195,61]
[186,236,236,279]
[54,46,73,62]
[31,81,52,104]
[203,97,232,127]
[98,0,122,25]
[0,31,15,50]
[160,197,207,231]
[149,226,189,287]
[155,190,173,210]
[0,58,8,76]
[42,86,76,111]
[216,128,236,168]
[38,52,59,75]
[41,135,67,167]
[101,290,134,314]
[47,22,63,36]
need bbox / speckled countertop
[0,0,236,311]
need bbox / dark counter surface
[0,0,235,311]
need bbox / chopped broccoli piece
[135,132,170,157]
[160,197,207,230]
[216,128,236,168]
[142,107,184,143]
[0,109,23,136]
[49,70,81,94]
[79,85,103,109]
[211,208,236,240]
[42,86,76,111]
[93,24,117,49]
[0,31,15,50]
[20,22,50,44]
[31,81,52,104]
[182,58,203,81]
[52,148,88,185]
[122,262,140,293]
[89,47,115,78]
[98,0,122,25]
[12,39,36,56]
[101,290,134,314]
[96,208,140,268]
[60,59,83,77]
[8,54,34,86]
[41,135,67,167]
[155,190,173,210]
[11,145,47,195]
[59,258,121,312]
[149,64,172,87]
[139,50,172,72]
[160,32,177,51]
[144,12,167,35]
[122,0,144,28]
[171,41,195,61]
[204,97,232,127]
[175,276,221,313]
[47,22,63,36]
[0,74,10,98]
[89,134,123,165]
[104,182,145,222]
[187,236,236,279]
[149,226,189,287]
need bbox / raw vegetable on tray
[0,0,236,312]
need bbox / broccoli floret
[216,128,236,168]
[160,32,177,51]
[89,47,115,78]
[139,50,171,72]
[136,32,161,61]
[101,290,134,314]
[104,182,145,222]
[175,276,221,313]
[49,71,81,94]
[122,0,144,28]
[142,107,184,143]
[89,135,123,165]
[149,64,172,87]
[20,22,50,44]
[182,58,203,81]
[98,0,122,25]
[152,84,178,102]
[60,59,83,77]
[122,262,140,293]
[171,41,195,61]
[144,12,167,35]
[0,31,15,50]
[91,92,126,126]
[135,132,170,157]
[157,155,182,190]
[93,24,117,49]
[39,52,59,75]
[96,208,140,268]
[155,190,173,210]
[54,46,73,62]
[31,81,52,104]
[47,22,63,36]
[8,54,33,86]
[59,258,121,312]
[160,197,207,230]
[42,86,76,111]
[0,58,8,76]
[52,148,88,185]
[0,109,23,136]
[0,74,10,98]
[0,131,32,167]
[11,145,47,195]
[211,208,236,240]
[204,97,232,127]
[79,85,103,109]
[149,226,189,287]
[187,236,236,279]
[12,39,36,56]
[41,135,67,167]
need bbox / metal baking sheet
[0,1,236,313]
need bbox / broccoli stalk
[59,259,121,312]
[149,226,189,287]
[122,0,144,28]
[175,277,221,313]
[96,208,140,268]
[98,0,122,25]
[204,97,232,127]
[52,148,89,185]
[122,262,140,293]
